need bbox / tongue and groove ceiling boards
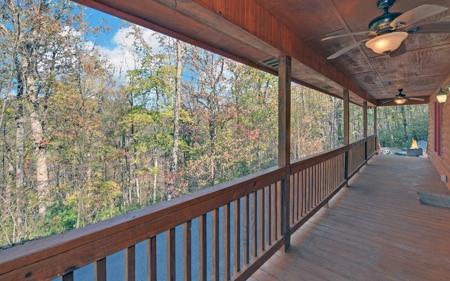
[255,0,450,103]
[73,0,450,106]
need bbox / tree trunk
[29,109,48,217]
[168,40,183,201]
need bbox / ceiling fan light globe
[394,98,406,105]
[365,32,408,54]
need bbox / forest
[0,0,427,247]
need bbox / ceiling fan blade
[322,31,375,41]
[409,97,425,101]
[407,21,450,33]
[327,40,368,60]
[389,41,407,57]
[381,99,393,104]
[390,5,448,29]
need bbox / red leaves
[235,124,261,140]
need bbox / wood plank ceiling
[73,0,450,106]
[255,0,450,101]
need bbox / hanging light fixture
[365,32,408,54]
[436,87,447,104]
[394,97,406,105]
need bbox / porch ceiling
[74,0,450,106]
[256,0,450,100]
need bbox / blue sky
[74,3,167,80]
[81,6,124,48]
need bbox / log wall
[428,95,450,190]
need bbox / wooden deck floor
[251,155,450,281]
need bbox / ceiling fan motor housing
[368,12,402,32]
[377,0,396,11]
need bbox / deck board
[252,155,450,281]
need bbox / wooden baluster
[314,165,317,205]
[234,199,241,275]
[198,214,207,281]
[147,236,157,281]
[125,245,135,281]
[276,181,282,239]
[299,171,303,218]
[166,228,175,281]
[212,209,219,281]
[313,165,316,206]
[62,272,73,281]
[183,221,192,281]
[316,164,319,204]
[223,204,231,281]
[321,162,324,200]
[333,157,339,190]
[289,175,295,225]
[95,258,106,281]
[302,169,305,217]
[308,167,312,212]
[258,189,264,253]
[265,186,271,248]
[251,192,257,259]
[270,183,276,243]
[293,173,297,223]
[308,167,311,211]
[318,163,322,202]
[243,194,250,265]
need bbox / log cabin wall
[428,95,450,190]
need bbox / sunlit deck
[252,155,450,281]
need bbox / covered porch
[253,155,450,281]
[1,0,450,280]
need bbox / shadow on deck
[252,155,450,281]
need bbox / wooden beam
[278,56,291,251]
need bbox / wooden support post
[278,56,291,251]
[343,90,349,182]
[363,101,368,138]
[363,101,368,160]
[374,107,378,153]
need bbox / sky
[78,4,165,79]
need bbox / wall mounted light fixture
[436,87,447,104]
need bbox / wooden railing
[0,135,377,281]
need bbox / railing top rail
[0,166,285,278]
[290,135,375,174]
[290,145,347,174]
[348,138,366,149]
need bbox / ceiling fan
[380,89,425,105]
[323,0,450,59]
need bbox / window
[434,101,442,156]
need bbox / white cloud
[96,26,166,81]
